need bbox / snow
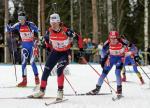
[0,64,150,108]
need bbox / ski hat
[109,31,119,39]
[50,13,60,23]
[18,12,26,21]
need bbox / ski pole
[38,47,44,73]
[91,61,112,93]
[136,62,150,80]
[136,62,150,88]
[39,61,44,73]
[64,75,77,95]
[34,40,44,73]
[10,32,17,82]
[87,62,115,93]
[105,76,112,93]
[80,57,116,93]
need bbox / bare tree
[38,0,41,36]
[144,0,149,64]
[91,0,98,41]
[107,0,113,31]
[78,0,82,35]
[98,0,104,41]
[70,0,73,29]
[4,0,9,63]
[41,0,46,62]
[38,0,42,62]
[116,0,125,32]
[41,0,45,36]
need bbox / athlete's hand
[125,52,132,56]
[77,48,85,58]
[134,56,141,62]
[66,29,74,37]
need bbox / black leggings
[41,50,69,81]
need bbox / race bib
[51,38,69,49]
[20,32,33,41]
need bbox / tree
[41,0,45,36]
[91,0,98,41]
[23,0,38,24]
[144,0,149,64]
[116,0,126,32]
[4,0,9,63]
[107,0,113,31]
[70,0,73,29]
[38,0,41,36]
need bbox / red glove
[45,41,52,49]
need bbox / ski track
[0,64,150,108]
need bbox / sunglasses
[18,16,26,21]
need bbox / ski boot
[86,85,101,95]
[116,85,122,95]
[35,76,40,85]
[114,85,123,99]
[136,72,145,84]
[121,74,126,82]
[56,89,63,101]
[139,77,145,85]
[17,76,27,87]
[29,89,45,98]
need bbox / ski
[45,99,68,106]
[0,85,35,89]
[0,96,55,99]
[64,92,111,96]
[112,95,124,101]
[27,95,56,99]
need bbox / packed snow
[0,64,150,108]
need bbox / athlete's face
[110,37,118,45]
[19,19,26,25]
[18,16,26,25]
[50,22,60,31]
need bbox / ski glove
[66,29,75,37]
[77,48,85,58]
[134,55,141,63]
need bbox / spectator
[97,41,103,63]
[92,39,98,63]
[86,38,93,62]
[83,38,88,49]
[87,38,93,49]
